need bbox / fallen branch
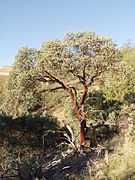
[62,165,71,171]
[42,130,55,146]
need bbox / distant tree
[121,42,135,68]
[3,32,121,147]
[101,43,135,103]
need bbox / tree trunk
[68,86,88,148]
[69,89,80,121]
[79,86,88,145]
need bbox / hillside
[0,66,12,75]
[0,43,135,179]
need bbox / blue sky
[0,0,135,66]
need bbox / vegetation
[101,60,135,103]
[0,76,7,108]
[3,32,121,147]
[0,31,135,179]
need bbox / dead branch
[42,130,55,146]
[66,125,75,143]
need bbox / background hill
[0,66,12,75]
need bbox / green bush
[0,113,60,149]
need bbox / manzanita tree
[3,32,121,146]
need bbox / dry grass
[87,137,135,180]
[102,137,135,180]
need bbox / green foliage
[101,63,135,102]
[38,32,121,81]
[101,44,135,103]
[119,103,135,141]
[121,44,135,68]
[64,90,120,124]
[3,47,41,117]
[63,32,121,82]
[84,91,107,124]
[38,40,65,77]
[0,76,7,108]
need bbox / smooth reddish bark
[69,89,80,121]
[79,86,88,145]
[68,87,88,146]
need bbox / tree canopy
[4,32,121,115]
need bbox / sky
[0,0,135,66]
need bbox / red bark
[67,86,88,146]
[79,86,88,145]
[79,120,86,144]
[69,89,80,121]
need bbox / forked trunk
[68,86,87,147]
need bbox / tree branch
[44,71,68,90]
[87,68,105,87]
[82,63,86,85]
[69,86,79,109]
[69,70,84,84]
[39,86,63,94]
